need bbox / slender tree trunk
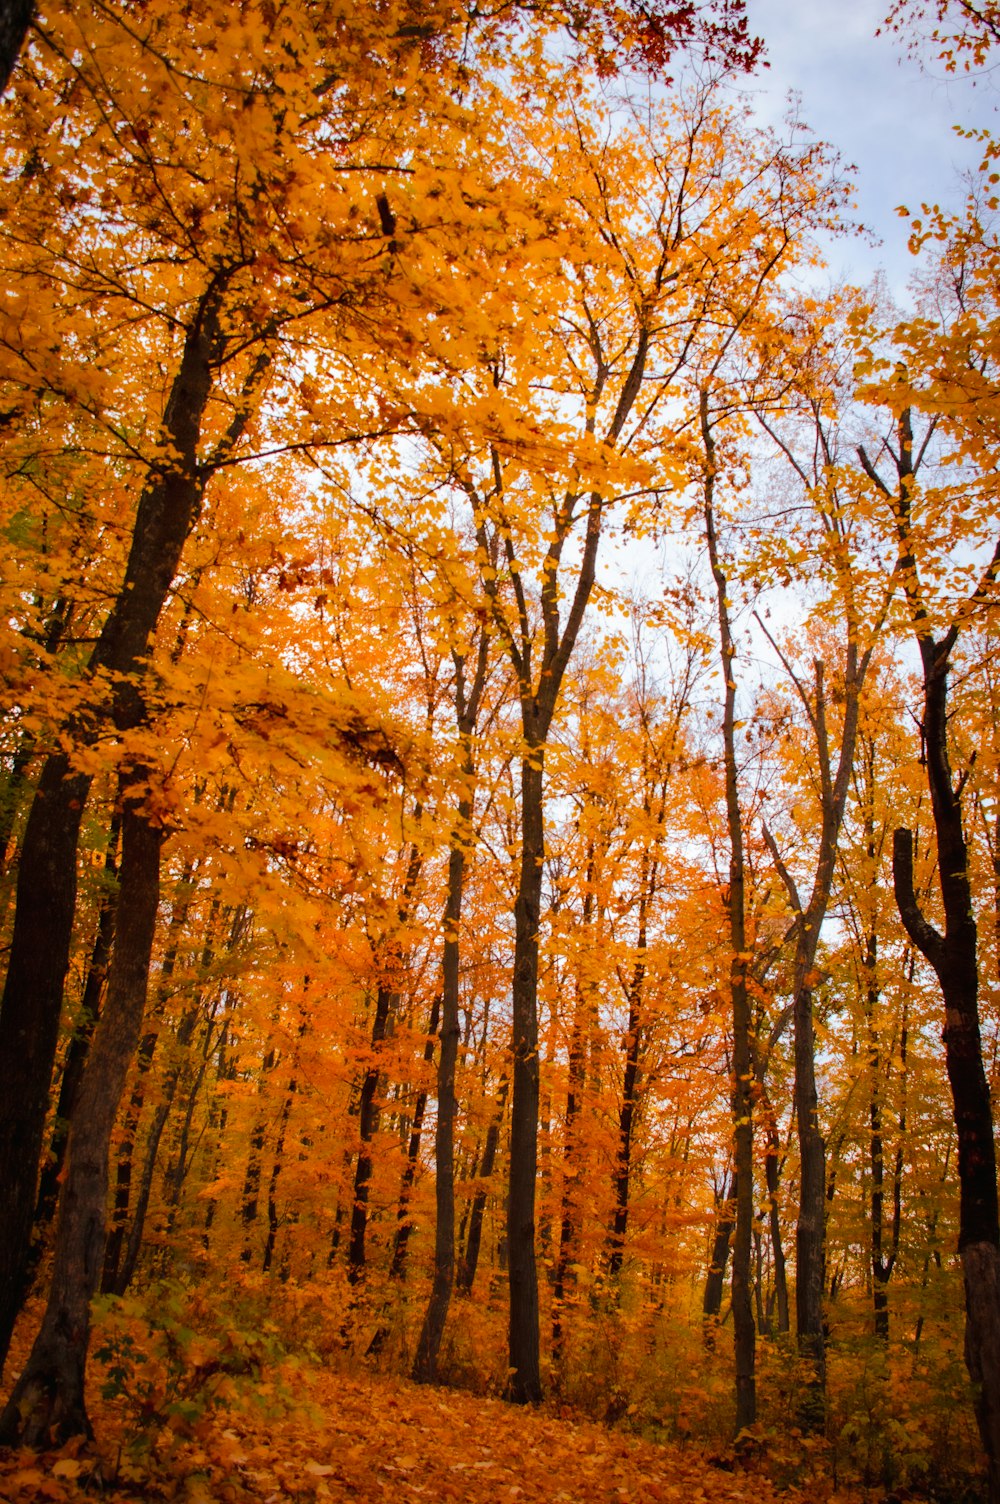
[758,1089,790,1336]
[0,796,163,1445]
[241,1042,278,1262]
[389,994,439,1285]
[703,1170,736,1344]
[608,859,650,1285]
[348,981,396,1283]
[412,885,462,1377]
[552,959,587,1368]
[794,979,826,1412]
[701,393,755,1433]
[506,749,545,1403]
[102,868,202,1291]
[457,1075,508,1296]
[413,633,490,1376]
[262,1069,298,1275]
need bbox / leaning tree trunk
[0,793,163,1446]
[0,277,228,1372]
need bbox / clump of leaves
[91,1279,294,1477]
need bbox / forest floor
[0,1354,920,1504]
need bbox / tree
[0,0,32,93]
[855,214,1000,1491]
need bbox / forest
[1,0,999,1500]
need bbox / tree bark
[864,404,1000,1497]
[457,1075,508,1296]
[0,796,163,1446]
[608,857,650,1284]
[28,811,121,1289]
[0,0,32,94]
[506,751,545,1403]
[701,391,755,1434]
[413,636,489,1377]
[703,1170,736,1343]
[0,275,227,1372]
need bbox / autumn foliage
[1,0,999,1500]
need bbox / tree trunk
[703,1170,736,1343]
[794,980,826,1418]
[506,750,544,1403]
[390,993,439,1285]
[701,392,755,1433]
[414,635,488,1378]
[348,981,395,1283]
[412,952,457,1376]
[0,0,32,94]
[608,866,649,1284]
[0,796,163,1445]
[29,810,121,1285]
[878,400,1000,1496]
[457,1075,508,1296]
[0,276,226,1372]
[552,960,587,1368]
[102,869,202,1292]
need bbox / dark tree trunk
[860,406,1000,1499]
[506,751,544,1403]
[702,392,755,1433]
[0,0,32,94]
[761,1098,790,1336]
[0,796,163,1446]
[0,276,228,1372]
[348,835,422,1285]
[412,938,459,1377]
[551,959,587,1367]
[348,981,396,1283]
[608,858,649,1284]
[413,632,490,1384]
[457,1075,508,1296]
[262,1069,298,1274]
[794,980,826,1415]
[109,992,210,1294]
[703,1170,736,1342]
[241,1043,277,1262]
[385,994,440,1287]
[29,811,121,1282]
[101,869,201,1292]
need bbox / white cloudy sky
[742,0,1000,291]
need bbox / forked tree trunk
[863,407,1000,1500]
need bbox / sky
[743,0,1000,292]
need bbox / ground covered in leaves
[0,1358,913,1504]
[0,1286,973,1503]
